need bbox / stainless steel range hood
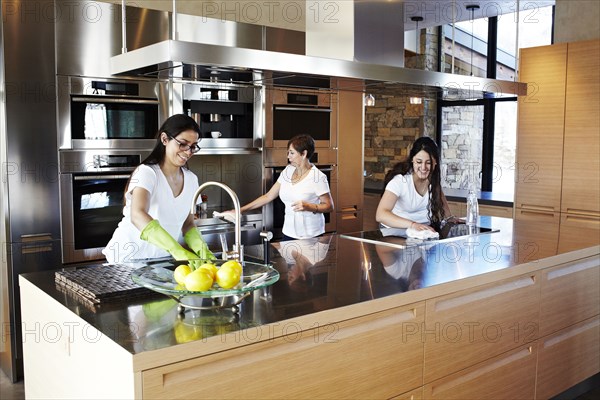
[110,39,526,99]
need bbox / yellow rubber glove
[140,220,201,269]
[184,228,216,261]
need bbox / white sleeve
[314,170,330,197]
[384,175,406,197]
[127,165,157,195]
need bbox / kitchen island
[19,217,599,399]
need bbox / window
[438,5,554,198]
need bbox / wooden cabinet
[390,387,423,400]
[142,303,425,399]
[513,208,560,260]
[516,43,568,213]
[423,274,540,383]
[334,78,364,233]
[516,40,600,242]
[558,213,600,252]
[539,256,600,336]
[423,345,537,400]
[536,316,600,399]
[561,39,600,216]
[447,201,465,218]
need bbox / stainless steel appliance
[57,76,168,150]
[59,150,150,264]
[265,86,338,149]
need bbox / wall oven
[59,150,150,264]
[265,87,337,149]
[57,76,168,150]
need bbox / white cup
[211,131,222,139]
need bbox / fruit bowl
[131,259,279,312]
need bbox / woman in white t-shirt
[102,114,214,264]
[228,135,334,240]
[376,137,452,233]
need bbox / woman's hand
[410,222,436,232]
[291,200,310,212]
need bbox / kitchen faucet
[191,182,243,262]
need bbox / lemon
[215,266,241,289]
[173,264,192,285]
[198,263,218,280]
[184,269,214,292]
[221,260,243,276]
[174,321,203,343]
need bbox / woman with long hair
[376,136,451,232]
[103,114,214,264]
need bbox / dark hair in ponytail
[382,136,446,229]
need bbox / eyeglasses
[169,135,201,153]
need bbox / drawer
[558,213,600,253]
[513,209,560,260]
[423,273,540,383]
[479,204,513,218]
[143,303,425,399]
[540,256,600,336]
[536,316,600,400]
[423,345,537,400]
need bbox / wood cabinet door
[423,345,537,400]
[536,316,600,400]
[539,256,600,336]
[515,44,567,213]
[558,212,600,253]
[447,201,466,218]
[513,208,560,261]
[479,204,513,218]
[561,39,600,216]
[142,304,425,399]
[423,274,540,383]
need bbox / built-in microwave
[57,76,169,150]
[265,87,337,149]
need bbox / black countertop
[20,216,594,357]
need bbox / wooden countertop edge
[130,244,599,372]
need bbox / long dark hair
[382,136,446,229]
[141,114,201,166]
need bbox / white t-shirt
[278,164,331,239]
[383,173,430,226]
[102,164,200,263]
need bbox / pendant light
[466,4,480,76]
[409,16,424,105]
[364,94,375,107]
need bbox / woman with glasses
[376,136,452,233]
[103,114,215,265]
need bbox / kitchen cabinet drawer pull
[519,204,556,213]
[434,276,536,312]
[519,209,556,218]
[547,258,598,280]
[564,213,600,222]
[340,205,358,212]
[274,106,331,112]
[543,318,599,348]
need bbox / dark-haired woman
[222,134,334,240]
[376,136,452,232]
[103,114,214,264]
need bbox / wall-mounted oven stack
[264,85,339,239]
[57,77,167,264]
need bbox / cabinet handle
[543,318,599,348]
[547,257,598,280]
[434,276,536,312]
[519,204,556,214]
[519,209,556,218]
[564,213,600,222]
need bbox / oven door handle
[274,106,331,112]
[73,174,131,181]
[72,96,159,105]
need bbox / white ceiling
[402,0,556,30]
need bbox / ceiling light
[364,94,375,107]
[409,97,422,105]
